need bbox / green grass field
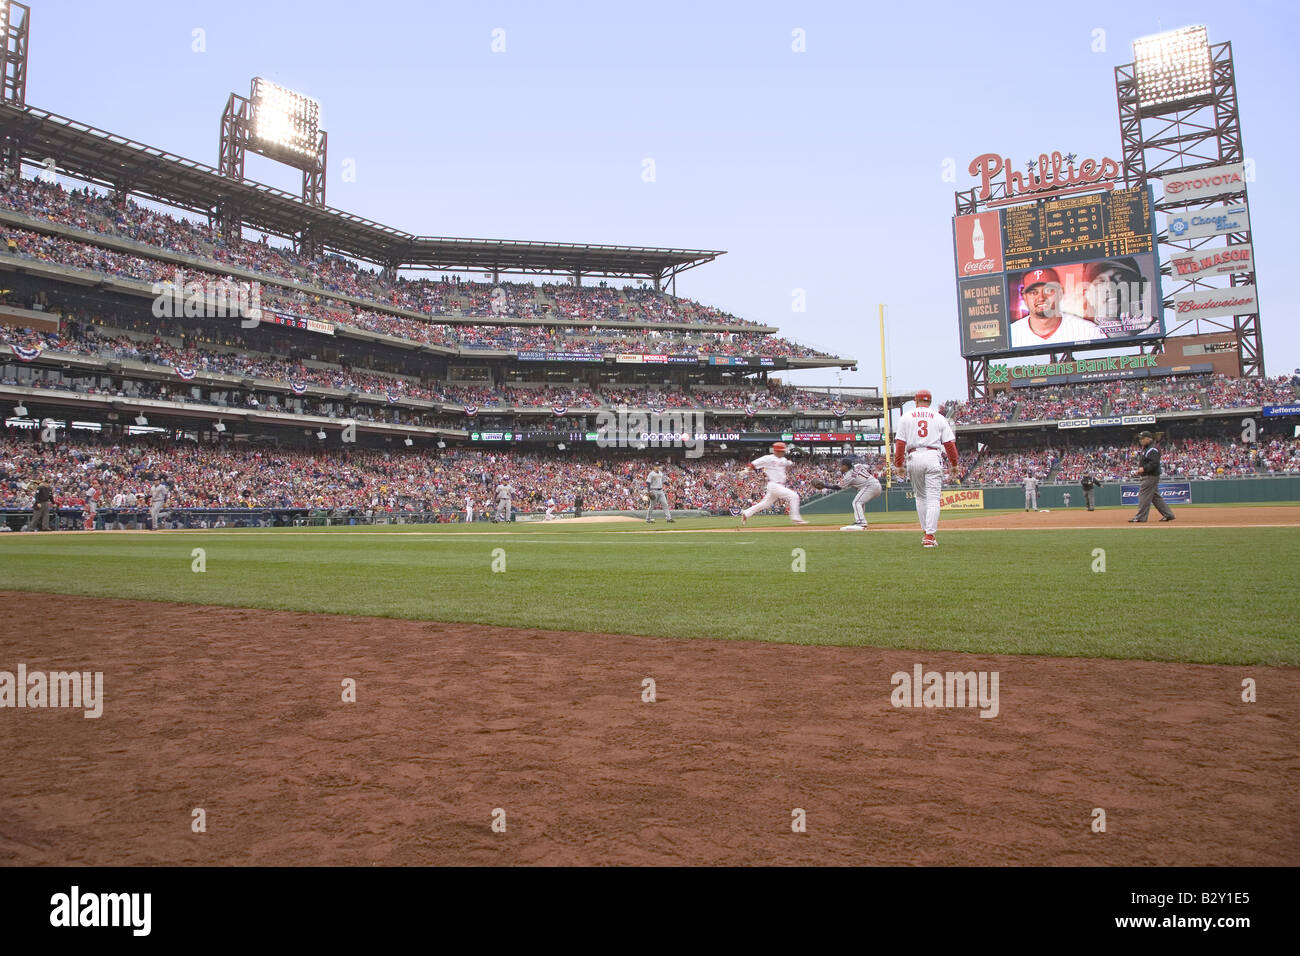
[1,508,1296,666]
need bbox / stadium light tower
[0,0,29,107]
[1116,25,1261,377]
[219,77,328,250]
[0,1,31,178]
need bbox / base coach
[1128,431,1175,523]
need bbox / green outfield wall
[801,476,1300,515]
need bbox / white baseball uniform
[1010,312,1102,348]
[838,462,882,525]
[742,454,802,521]
[1024,475,1039,510]
[465,495,474,523]
[545,497,557,520]
[894,407,957,537]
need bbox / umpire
[1128,431,1175,523]
[1080,472,1098,512]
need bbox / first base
[839,524,865,531]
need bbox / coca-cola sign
[969,151,1121,205]
[953,211,1004,276]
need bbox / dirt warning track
[0,593,1295,866]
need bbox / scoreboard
[953,184,1164,358]
[1003,188,1154,270]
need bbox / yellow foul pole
[879,303,891,509]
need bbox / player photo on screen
[1006,254,1162,352]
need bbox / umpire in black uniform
[1128,431,1175,523]
[1080,472,1098,512]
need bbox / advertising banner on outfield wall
[1165,205,1250,240]
[1159,163,1247,204]
[1169,244,1253,278]
[1120,482,1192,505]
[940,488,984,510]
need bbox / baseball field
[1,503,1297,866]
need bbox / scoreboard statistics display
[954,185,1164,357]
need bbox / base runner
[813,456,882,531]
[893,390,958,548]
[740,442,806,525]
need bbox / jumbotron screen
[953,185,1164,357]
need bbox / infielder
[645,465,674,523]
[494,481,513,522]
[149,477,170,530]
[1024,473,1039,511]
[812,456,881,531]
[892,389,958,548]
[740,442,806,525]
[465,494,474,523]
[545,497,558,521]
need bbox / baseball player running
[892,390,958,548]
[740,442,806,525]
[494,481,513,522]
[149,477,170,531]
[812,456,882,531]
[645,465,674,523]
[1023,473,1039,511]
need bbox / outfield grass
[0,512,1296,665]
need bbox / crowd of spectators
[0,322,866,413]
[0,433,841,517]
[0,177,815,341]
[941,374,1299,425]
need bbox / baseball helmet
[839,455,858,466]
[915,389,932,405]
[1021,267,1061,291]
[772,441,788,453]
[1136,430,1154,440]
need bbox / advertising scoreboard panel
[955,185,1164,358]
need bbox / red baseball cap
[915,389,932,404]
[1021,267,1061,291]
[772,441,788,453]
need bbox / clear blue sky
[23,0,1300,403]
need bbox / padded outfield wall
[802,477,1300,514]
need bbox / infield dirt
[1,592,1295,866]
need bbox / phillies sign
[969,151,1121,203]
[1160,163,1246,204]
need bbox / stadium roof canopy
[0,104,724,281]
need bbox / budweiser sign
[1160,163,1246,204]
[969,151,1121,204]
[1169,244,1253,278]
[1169,286,1258,319]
